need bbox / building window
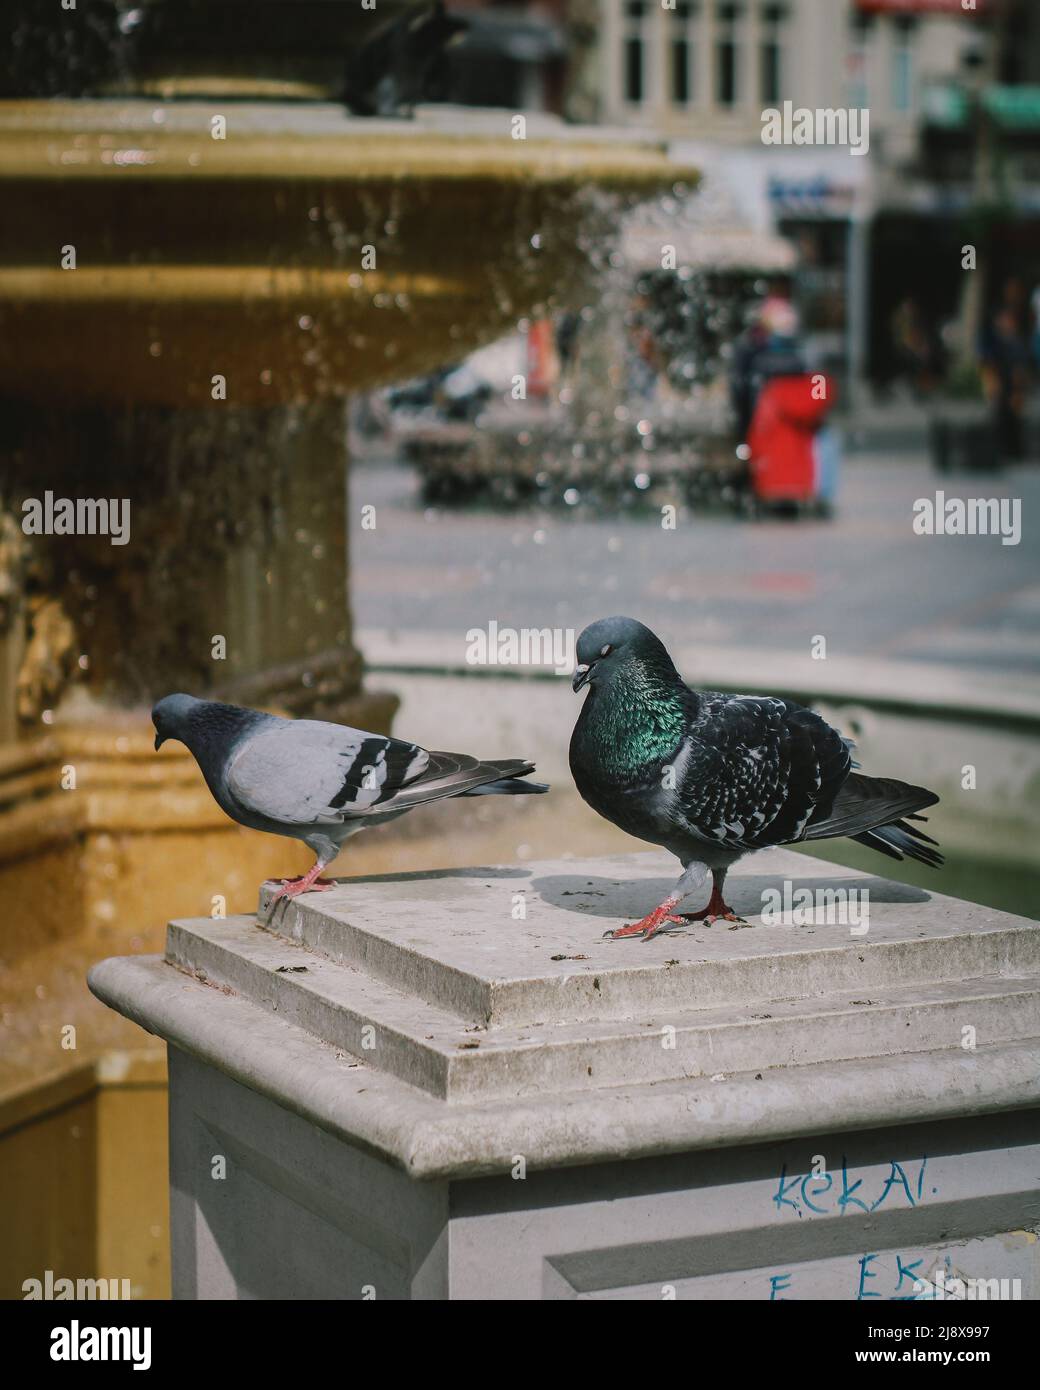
[624,0,647,105]
[848,9,874,110]
[760,3,786,105]
[891,16,916,114]
[847,10,873,109]
[715,2,743,108]
[671,2,699,107]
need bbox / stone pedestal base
[89,848,1040,1300]
[167,1046,1040,1300]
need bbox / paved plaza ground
[351,450,1040,680]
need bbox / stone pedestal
[89,848,1040,1300]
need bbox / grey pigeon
[153,694,546,900]
[569,617,942,941]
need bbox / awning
[922,82,971,129]
[923,83,1040,132]
[622,222,796,273]
[983,85,1040,131]
[855,0,995,14]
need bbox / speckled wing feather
[670,693,852,850]
[224,719,429,825]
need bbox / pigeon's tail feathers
[851,817,945,868]
[461,761,549,796]
[804,772,943,867]
[360,751,545,811]
[804,772,938,841]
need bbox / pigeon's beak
[154,732,165,751]
[572,663,592,693]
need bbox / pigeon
[342,1,467,117]
[569,617,943,942]
[152,693,546,900]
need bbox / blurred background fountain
[0,0,697,1297]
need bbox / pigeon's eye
[600,644,613,658]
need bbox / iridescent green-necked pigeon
[569,617,941,941]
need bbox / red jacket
[748,374,835,502]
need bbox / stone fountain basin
[0,101,696,406]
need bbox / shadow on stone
[328,864,534,887]
[531,872,932,920]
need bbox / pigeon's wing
[672,694,851,850]
[225,720,429,826]
[351,750,542,811]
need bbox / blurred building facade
[578,0,1040,396]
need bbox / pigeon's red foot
[675,887,747,927]
[267,873,335,902]
[603,897,682,942]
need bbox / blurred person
[526,318,560,400]
[730,294,805,444]
[978,296,1031,462]
[625,290,664,400]
[747,372,838,516]
[890,295,942,398]
[555,311,582,384]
